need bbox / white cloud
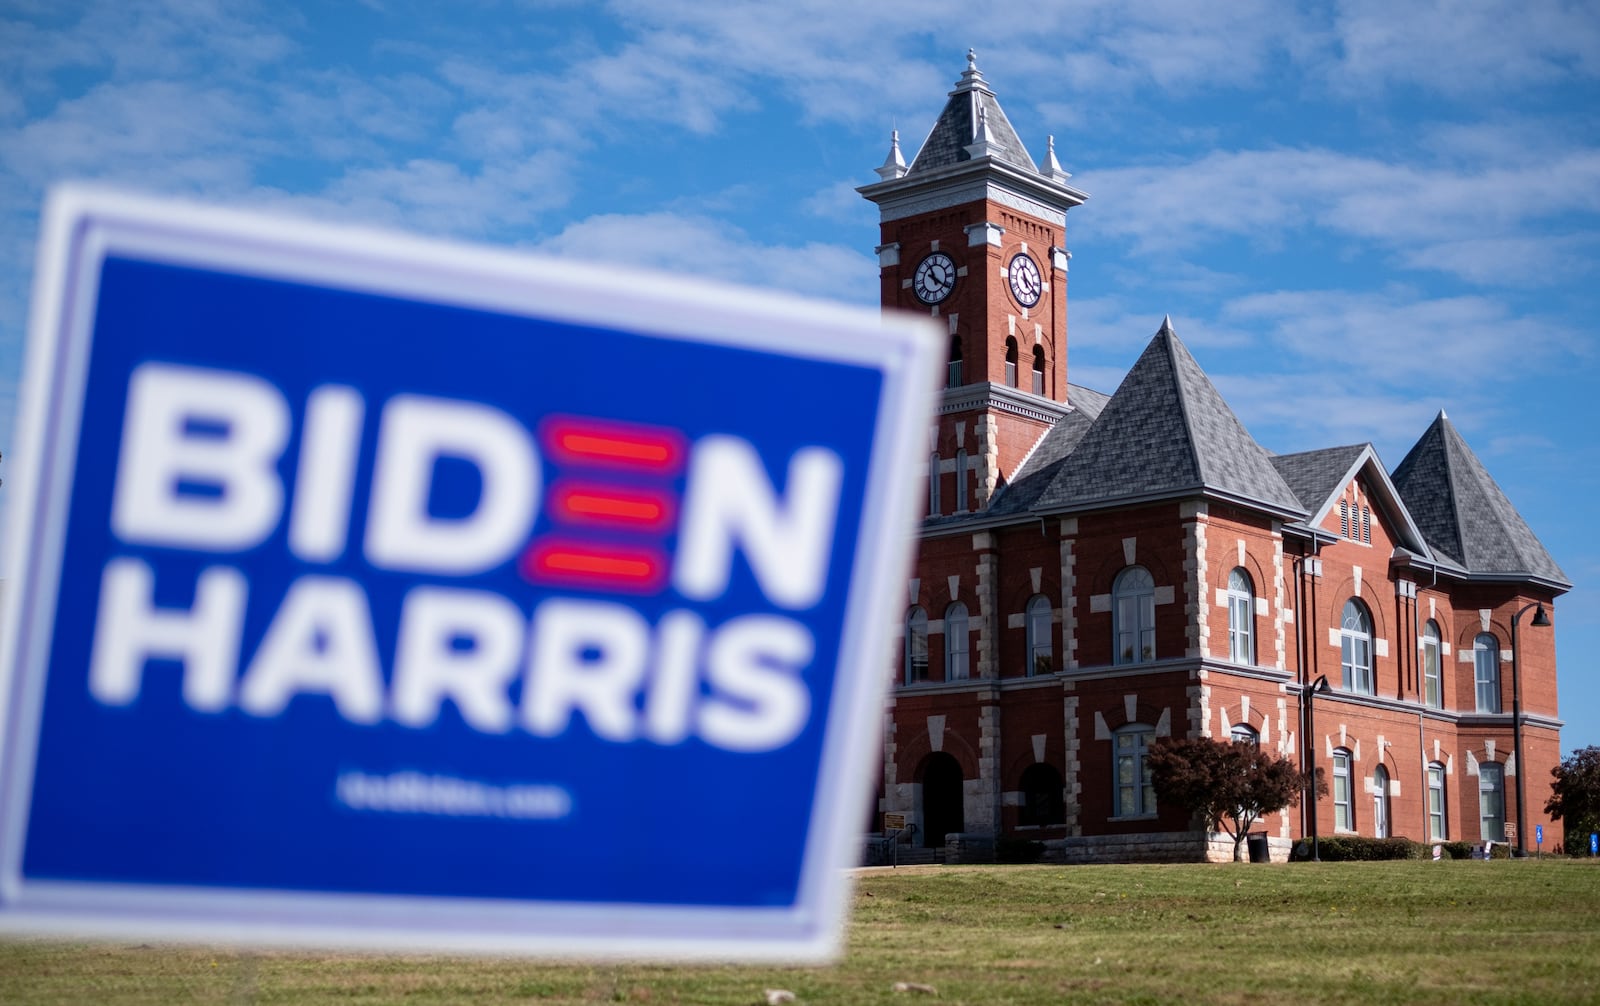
[1209,369,1442,460]
[1399,234,1600,287]
[1080,145,1600,286]
[1223,286,1577,386]
[0,80,263,196]
[243,152,574,238]
[530,210,877,304]
[1328,0,1600,96]
[801,180,873,224]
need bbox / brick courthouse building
[859,54,1569,862]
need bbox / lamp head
[1312,675,1331,695]
[1531,603,1552,627]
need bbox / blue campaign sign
[0,187,939,958]
[1536,824,1543,845]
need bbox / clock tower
[859,51,1088,514]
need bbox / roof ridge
[1439,415,1467,566]
[1160,321,1208,487]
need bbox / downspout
[1307,546,1322,836]
[1293,553,1308,840]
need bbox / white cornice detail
[938,382,1070,425]
[871,181,1068,226]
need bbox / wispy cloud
[1327,0,1600,95]
[1081,145,1600,286]
[529,210,877,303]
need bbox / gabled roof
[907,51,1038,176]
[1391,412,1569,588]
[1271,443,1431,555]
[1014,319,1307,517]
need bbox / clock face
[1008,252,1042,307]
[913,252,957,305]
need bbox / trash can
[1247,833,1270,863]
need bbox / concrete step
[879,845,943,866]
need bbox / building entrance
[919,752,964,848]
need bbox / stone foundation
[1046,831,1295,864]
[944,833,996,864]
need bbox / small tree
[1148,736,1316,862]
[1547,746,1600,852]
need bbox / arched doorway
[918,752,964,848]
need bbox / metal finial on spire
[955,47,989,91]
[875,128,908,180]
[1159,314,1176,335]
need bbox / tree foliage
[1547,746,1600,851]
[1148,736,1319,861]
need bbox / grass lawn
[3,859,1597,1004]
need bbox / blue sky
[1,1,1596,752]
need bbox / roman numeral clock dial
[1008,252,1041,308]
[913,252,956,305]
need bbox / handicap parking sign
[0,187,940,958]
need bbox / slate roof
[1271,443,1434,555]
[1390,412,1569,587]
[908,53,1038,176]
[1271,444,1369,514]
[1007,320,1306,517]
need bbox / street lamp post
[1510,601,1551,858]
[1305,675,1332,861]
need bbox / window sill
[1107,813,1159,823]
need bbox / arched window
[904,607,928,685]
[954,449,968,511]
[1340,600,1374,695]
[1332,748,1354,832]
[1004,337,1018,386]
[1114,566,1156,665]
[1479,761,1505,841]
[1474,633,1501,713]
[946,335,963,388]
[1025,595,1052,676]
[927,452,940,516]
[1031,346,1046,395]
[1227,568,1254,665]
[1373,765,1391,839]
[1019,763,1065,826]
[944,602,969,681]
[1113,724,1156,817]
[1230,723,1259,746]
[1428,762,1447,841]
[1422,620,1443,709]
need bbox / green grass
[4,860,1599,1004]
